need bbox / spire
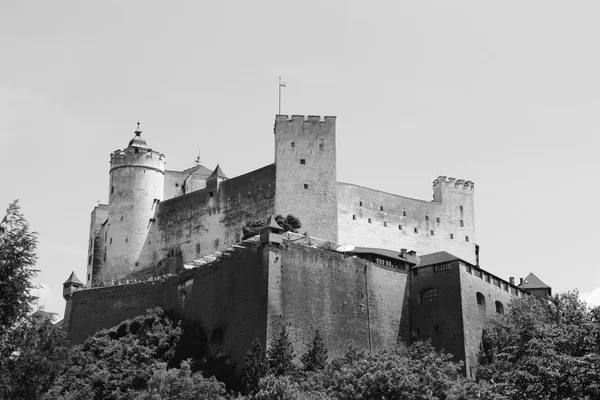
[207,164,228,180]
[63,271,84,287]
[128,121,149,149]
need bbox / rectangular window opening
[425,215,429,221]
[403,210,407,217]
[384,221,387,227]
[352,215,356,220]
[460,220,464,227]
[368,218,372,223]
[359,201,363,206]
[436,217,440,223]
[414,228,418,233]
[465,236,470,242]
[300,159,306,165]
[291,142,295,148]
[380,205,384,211]
[430,230,434,235]
[303,184,308,189]
[450,233,454,239]
[398,224,402,230]
[209,191,214,198]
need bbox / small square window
[384,221,387,227]
[352,215,356,220]
[460,205,463,212]
[403,210,407,217]
[175,183,179,187]
[465,236,470,242]
[300,159,306,165]
[209,191,214,198]
[380,205,384,211]
[291,142,295,148]
[398,224,402,230]
[359,201,363,207]
[303,184,308,189]
[414,228,418,233]
[450,233,454,239]
[436,217,440,223]
[425,215,429,221]
[460,220,464,227]
[368,218,372,223]
[430,230,434,235]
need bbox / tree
[45,308,183,400]
[0,200,38,335]
[135,360,228,400]
[268,326,295,377]
[242,220,264,240]
[274,214,301,233]
[477,291,600,400]
[243,339,269,394]
[301,330,328,372]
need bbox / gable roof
[353,247,416,265]
[519,272,551,289]
[63,271,84,286]
[207,164,228,180]
[416,251,461,268]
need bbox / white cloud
[580,287,600,307]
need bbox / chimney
[509,277,515,285]
[519,278,523,285]
[400,248,407,258]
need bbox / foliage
[251,375,331,400]
[0,316,70,400]
[268,326,296,377]
[44,308,183,400]
[242,220,265,240]
[274,214,301,233]
[301,330,328,372]
[243,339,269,394]
[476,291,600,400]
[0,200,38,335]
[135,360,228,400]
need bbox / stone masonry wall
[267,242,409,361]
[337,182,476,265]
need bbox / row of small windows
[290,140,325,150]
[352,213,464,229]
[466,265,523,296]
[476,293,504,314]
[352,215,469,241]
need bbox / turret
[62,271,84,332]
[106,123,165,280]
[205,164,228,194]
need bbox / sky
[1,1,599,318]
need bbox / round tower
[106,123,165,280]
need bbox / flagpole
[278,76,281,115]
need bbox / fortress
[62,115,551,378]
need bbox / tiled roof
[353,247,416,265]
[519,272,551,289]
[416,251,461,268]
[63,271,84,286]
[207,164,228,180]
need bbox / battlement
[109,148,166,173]
[433,176,475,191]
[275,115,336,123]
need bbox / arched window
[495,301,504,315]
[420,288,439,303]
[476,292,486,306]
[211,328,224,347]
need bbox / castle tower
[62,271,84,332]
[106,124,165,280]
[205,164,228,194]
[274,115,338,242]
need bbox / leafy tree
[251,375,331,400]
[0,200,38,334]
[301,330,328,372]
[242,220,264,240]
[0,316,70,400]
[477,291,600,400]
[44,308,183,400]
[275,214,301,233]
[243,339,269,394]
[135,360,228,400]
[268,326,296,377]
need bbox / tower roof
[63,271,84,287]
[263,215,284,231]
[519,273,551,289]
[127,122,149,149]
[207,164,228,180]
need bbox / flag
[279,80,287,87]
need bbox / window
[460,205,463,212]
[368,218,372,223]
[111,186,114,194]
[433,325,440,334]
[125,237,128,243]
[504,283,509,292]
[175,183,179,187]
[88,254,92,265]
[291,142,295,148]
[420,288,439,303]
[209,191,214,198]
[120,215,123,221]
[476,292,486,306]
[433,263,450,272]
[109,238,112,244]
[196,243,201,253]
[492,278,500,287]
[436,217,440,223]
[135,262,140,267]
[403,210,407,216]
[319,139,324,151]
[380,205,384,211]
[425,215,429,221]
[414,228,418,233]
[413,269,419,277]
[450,233,454,239]
[300,159,306,165]
[412,329,420,337]
[303,184,308,189]
[383,221,387,227]
[352,214,356,220]
[88,273,91,281]
[486,274,491,283]
[398,224,403,230]
[495,301,504,314]
[460,220,464,227]
[475,269,482,278]
[465,236,470,242]
[359,201,363,206]
[430,230,434,235]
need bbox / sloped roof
[128,124,149,149]
[63,271,84,286]
[263,215,284,231]
[207,164,228,180]
[353,247,416,265]
[182,164,213,178]
[519,272,551,289]
[416,251,461,268]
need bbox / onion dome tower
[106,123,165,280]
